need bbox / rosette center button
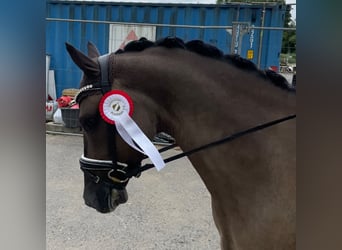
[111,101,124,115]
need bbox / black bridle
[77,53,296,188]
[77,54,135,188]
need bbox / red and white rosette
[99,90,165,171]
[99,90,134,124]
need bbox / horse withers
[66,37,296,250]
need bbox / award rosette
[99,90,134,124]
[99,90,165,171]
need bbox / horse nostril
[111,188,128,206]
[110,189,120,209]
[111,189,119,199]
[118,189,128,204]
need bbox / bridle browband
[77,53,296,188]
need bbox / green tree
[216,0,285,3]
[282,5,296,54]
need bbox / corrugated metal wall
[46,1,286,97]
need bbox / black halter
[77,53,296,188]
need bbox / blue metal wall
[46,1,286,97]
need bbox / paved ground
[46,133,220,250]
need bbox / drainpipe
[236,4,240,22]
[230,5,241,55]
[257,3,266,69]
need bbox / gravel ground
[46,134,220,250]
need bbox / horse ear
[87,41,101,58]
[65,42,99,76]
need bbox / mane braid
[117,36,295,92]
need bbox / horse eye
[80,116,98,131]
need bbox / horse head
[66,42,158,213]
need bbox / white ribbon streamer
[114,112,165,171]
[115,122,145,154]
[99,91,165,171]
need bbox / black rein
[125,114,296,178]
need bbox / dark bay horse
[66,37,296,250]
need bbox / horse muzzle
[79,155,131,213]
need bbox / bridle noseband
[79,155,130,186]
[77,53,296,188]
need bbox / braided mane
[115,36,295,92]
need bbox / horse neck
[113,48,295,151]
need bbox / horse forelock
[116,36,295,93]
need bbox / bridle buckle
[107,169,129,183]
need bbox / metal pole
[45,17,295,31]
[257,4,266,68]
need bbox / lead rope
[126,114,296,178]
